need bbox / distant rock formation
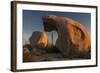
[23,44,32,51]
[23,38,30,46]
[43,15,90,58]
[29,31,48,49]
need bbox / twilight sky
[23,10,91,45]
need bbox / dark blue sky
[23,10,91,44]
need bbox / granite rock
[43,15,90,58]
[29,31,48,49]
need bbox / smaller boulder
[29,31,48,49]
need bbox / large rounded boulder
[43,15,90,58]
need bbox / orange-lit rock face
[29,31,48,48]
[43,15,90,58]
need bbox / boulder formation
[29,31,48,49]
[43,15,90,58]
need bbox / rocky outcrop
[29,31,48,49]
[23,47,33,62]
[23,47,47,62]
[43,15,90,58]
